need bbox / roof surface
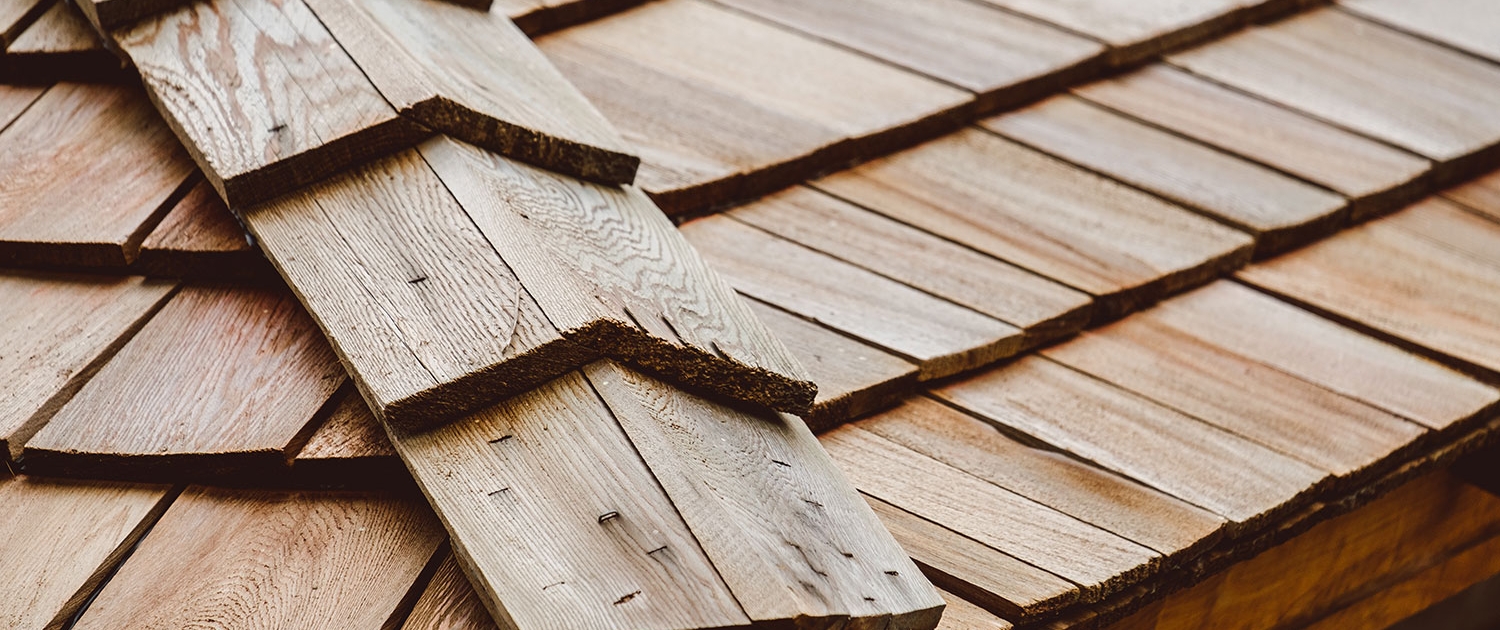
[2,0,1500,628]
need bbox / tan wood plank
[135,179,270,281]
[824,425,1160,600]
[402,550,499,630]
[746,299,918,432]
[25,284,344,478]
[114,0,428,207]
[1304,533,1500,630]
[985,95,1347,256]
[0,476,175,630]
[244,149,589,432]
[302,0,638,185]
[937,588,1014,630]
[0,0,48,47]
[864,495,1077,619]
[74,486,445,630]
[389,369,752,630]
[1380,196,1500,270]
[1042,314,1427,479]
[2,0,118,83]
[1143,280,1500,432]
[932,355,1328,529]
[0,82,194,268]
[682,214,1026,380]
[0,272,175,460]
[729,186,1094,341]
[588,361,945,626]
[970,0,1248,65]
[292,388,402,486]
[1445,168,1500,223]
[1169,9,1500,174]
[420,136,815,415]
[811,128,1254,320]
[1238,201,1500,380]
[712,0,1102,109]
[539,0,971,215]
[0,83,43,130]
[861,397,1227,559]
[1074,64,1432,221]
[1342,0,1500,64]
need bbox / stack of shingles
[8,0,951,627]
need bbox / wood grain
[932,355,1328,529]
[1378,197,1500,270]
[389,369,752,630]
[303,0,638,184]
[1342,0,1500,64]
[937,588,1013,630]
[682,214,1025,380]
[74,486,445,630]
[1237,200,1500,380]
[25,284,345,478]
[0,272,174,460]
[1074,64,1432,221]
[1304,533,1500,630]
[244,149,587,432]
[0,475,175,630]
[1042,314,1427,479]
[538,0,971,215]
[1169,9,1500,176]
[824,425,1161,600]
[864,495,1078,619]
[0,82,194,268]
[746,299,917,431]
[970,0,1247,65]
[2,0,119,83]
[293,388,402,486]
[421,136,815,414]
[1143,280,1500,432]
[811,127,1254,320]
[588,361,945,627]
[401,550,498,630]
[1445,168,1500,223]
[986,95,1347,256]
[712,0,1103,110]
[0,0,48,47]
[135,179,271,282]
[0,83,43,130]
[861,397,1227,559]
[729,186,1094,342]
[114,0,428,206]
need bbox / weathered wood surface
[1238,199,1500,380]
[0,83,43,128]
[539,0,971,215]
[824,425,1161,600]
[1074,64,1432,221]
[0,82,194,268]
[1342,0,1500,65]
[713,0,1103,110]
[682,214,1025,380]
[1043,314,1428,479]
[293,388,402,485]
[74,486,445,629]
[0,475,175,630]
[729,186,1094,342]
[0,272,174,460]
[25,285,345,478]
[936,588,1013,630]
[113,0,428,207]
[1169,9,1500,178]
[303,0,638,185]
[0,0,48,47]
[864,494,1078,619]
[135,179,270,281]
[862,397,1227,559]
[811,128,1254,320]
[421,137,814,414]
[986,95,1347,256]
[746,299,917,431]
[2,0,118,83]
[1144,281,1500,432]
[970,0,1249,65]
[1445,168,1500,223]
[402,550,497,630]
[932,355,1328,529]
[391,362,942,629]
[1101,472,1500,630]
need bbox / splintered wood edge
[413,98,639,186]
